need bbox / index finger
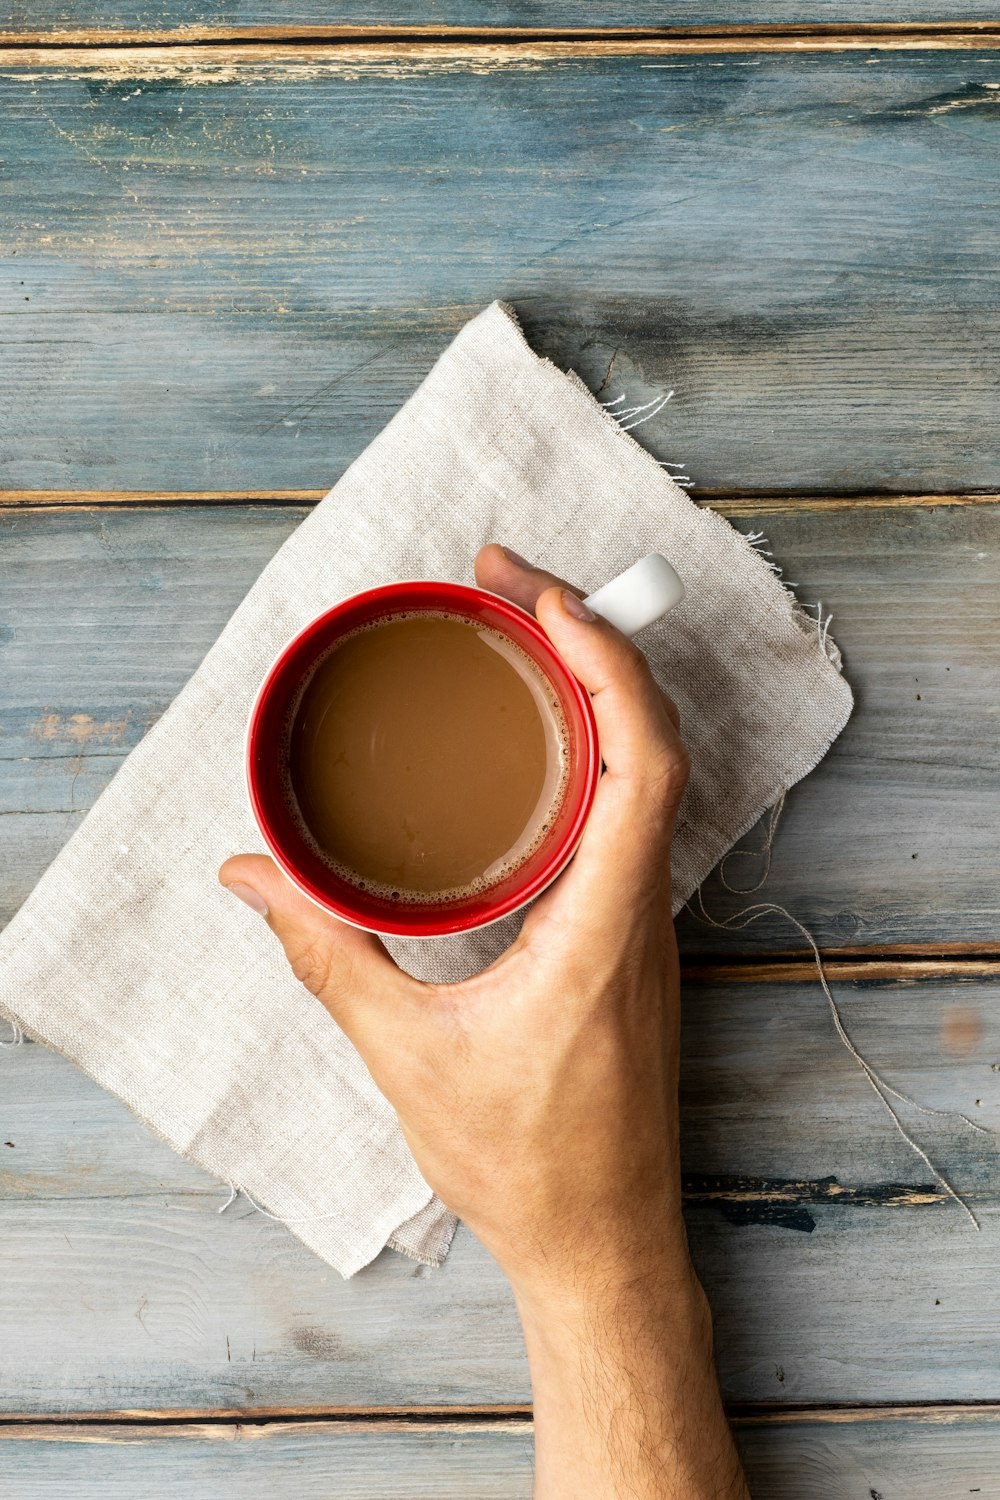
[475,544,679,730]
[474,543,584,615]
[522,586,690,949]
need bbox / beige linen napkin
[0,301,852,1277]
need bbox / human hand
[221,546,748,1498]
[220,544,691,1302]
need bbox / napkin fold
[0,301,852,1277]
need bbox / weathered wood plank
[680,506,1000,954]
[1,1421,534,1499]
[1,50,998,495]
[3,1410,1000,1500]
[2,503,997,951]
[736,1405,1000,1498]
[5,36,999,58]
[6,972,997,1208]
[7,8,1000,36]
[3,975,1000,1410]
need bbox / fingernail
[225,881,269,918]
[502,546,533,569]
[560,589,596,623]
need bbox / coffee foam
[278,610,570,905]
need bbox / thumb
[218,853,415,1048]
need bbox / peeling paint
[0,45,561,88]
[0,35,995,89]
[883,81,1000,118]
[31,710,133,747]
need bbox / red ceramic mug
[246,555,684,938]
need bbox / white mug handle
[583,554,685,637]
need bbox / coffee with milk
[283,612,568,903]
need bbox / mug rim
[244,580,600,937]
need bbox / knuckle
[615,637,651,683]
[289,935,337,1000]
[646,741,692,806]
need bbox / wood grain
[3,1409,1000,1500]
[7,7,1000,37]
[734,1406,1000,1497]
[2,502,996,952]
[1,1421,535,1500]
[3,973,1000,1411]
[1,51,998,495]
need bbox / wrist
[514,1251,742,1500]
[510,1234,709,1354]
[499,1189,697,1321]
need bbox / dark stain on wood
[683,1174,946,1232]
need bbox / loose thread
[217,1182,238,1213]
[218,1182,346,1226]
[744,531,798,588]
[0,1018,24,1048]
[621,391,674,432]
[601,383,691,483]
[800,599,833,657]
[742,529,852,660]
[658,462,693,485]
[717,792,786,895]
[601,386,672,430]
[688,814,988,1231]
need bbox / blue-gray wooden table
[2,7,999,1495]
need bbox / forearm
[515,1260,749,1500]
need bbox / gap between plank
[4,1401,1000,1432]
[0,1409,533,1428]
[0,22,999,49]
[0,31,998,68]
[691,940,1000,963]
[682,956,1000,985]
[2,491,997,515]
